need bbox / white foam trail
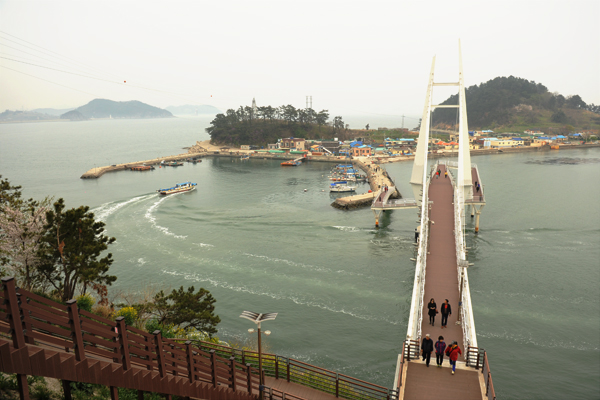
[92,194,154,221]
[333,226,361,232]
[161,269,398,325]
[192,243,215,249]
[144,196,187,239]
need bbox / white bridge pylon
[410,41,473,207]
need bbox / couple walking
[421,335,462,374]
[427,298,452,327]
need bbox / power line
[0,65,100,97]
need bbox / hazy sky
[1,0,599,127]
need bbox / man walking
[440,299,452,328]
[421,334,434,367]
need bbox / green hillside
[61,99,172,120]
[207,105,352,146]
[432,76,600,133]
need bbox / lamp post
[240,311,277,399]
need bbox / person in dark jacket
[445,341,462,375]
[427,298,437,326]
[435,336,447,367]
[421,334,434,367]
[440,299,452,328]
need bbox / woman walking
[435,336,446,367]
[427,298,437,326]
[440,299,451,328]
[445,341,462,375]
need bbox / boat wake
[144,196,187,239]
[92,194,155,222]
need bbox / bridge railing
[405,167,433,344]
[443,163,478,355]
[445,165,478,354]
[185,339,396,400]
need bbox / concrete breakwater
[80,149,353,179]
[331,159,401,210]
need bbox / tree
[152,286,221,337]
[333,116,345,132]
[38,198,116,302]
[565,95,587,110]
[0,176,50,288]
[316,110,329,127]
[551,110,567,123]
[0,199,50,290]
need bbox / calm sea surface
[1,118,599,399]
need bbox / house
[352,145,372,157]
[268,143,279,150]
[280,138,306,151]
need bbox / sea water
[1,118,598,399]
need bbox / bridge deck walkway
[402,164,482,399]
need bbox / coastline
[81,140,600,179]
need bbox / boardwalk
[400,164,484,399]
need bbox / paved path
[401,164,483,399]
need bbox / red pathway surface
[402,164,483,399]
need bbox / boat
[241,155,250,160]
[157,182,197,195]
[165,161,183,167]
[130,165,155,171]
[329,181,356,193]
[281,160,301,166]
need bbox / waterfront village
[200,129,597,160]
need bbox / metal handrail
[405,167,432,344]
[446,164,478,355]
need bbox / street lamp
[240,311,277,399]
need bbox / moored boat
[157,182,197,195]
[131,165,155,171]
[281,160,301,166]
[329,181,356,193]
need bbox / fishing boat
[241,154,250,160]
[130,165,155,171]
[157,182,197,195]
[329,181,356,193]
[281,160,301,166]
[161,161,183,167]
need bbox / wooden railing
[482,351,496,400]
[0,277,258,400]
[186,340,397,399]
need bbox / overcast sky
[1,0,599,126]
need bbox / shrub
[76,293,95,313]
[114,307,138,326]
[145,319,177,338]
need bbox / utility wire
[0,65,100,97]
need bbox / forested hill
[60,99,172,120]
[207,105,352,146]
[432,76,600,131]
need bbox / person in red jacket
[445,341,462,375]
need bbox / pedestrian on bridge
[435,336,446,367]
[421,334,434,367]
[441,299,452,328]
[445,342,462,375]
[427,298,437,326]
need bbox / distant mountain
[60,110,88,121]
[166,104,220,115]
[432,76,600,132]
[0,109,55,122]
[32,107,74,116]
[60,99,173,120]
